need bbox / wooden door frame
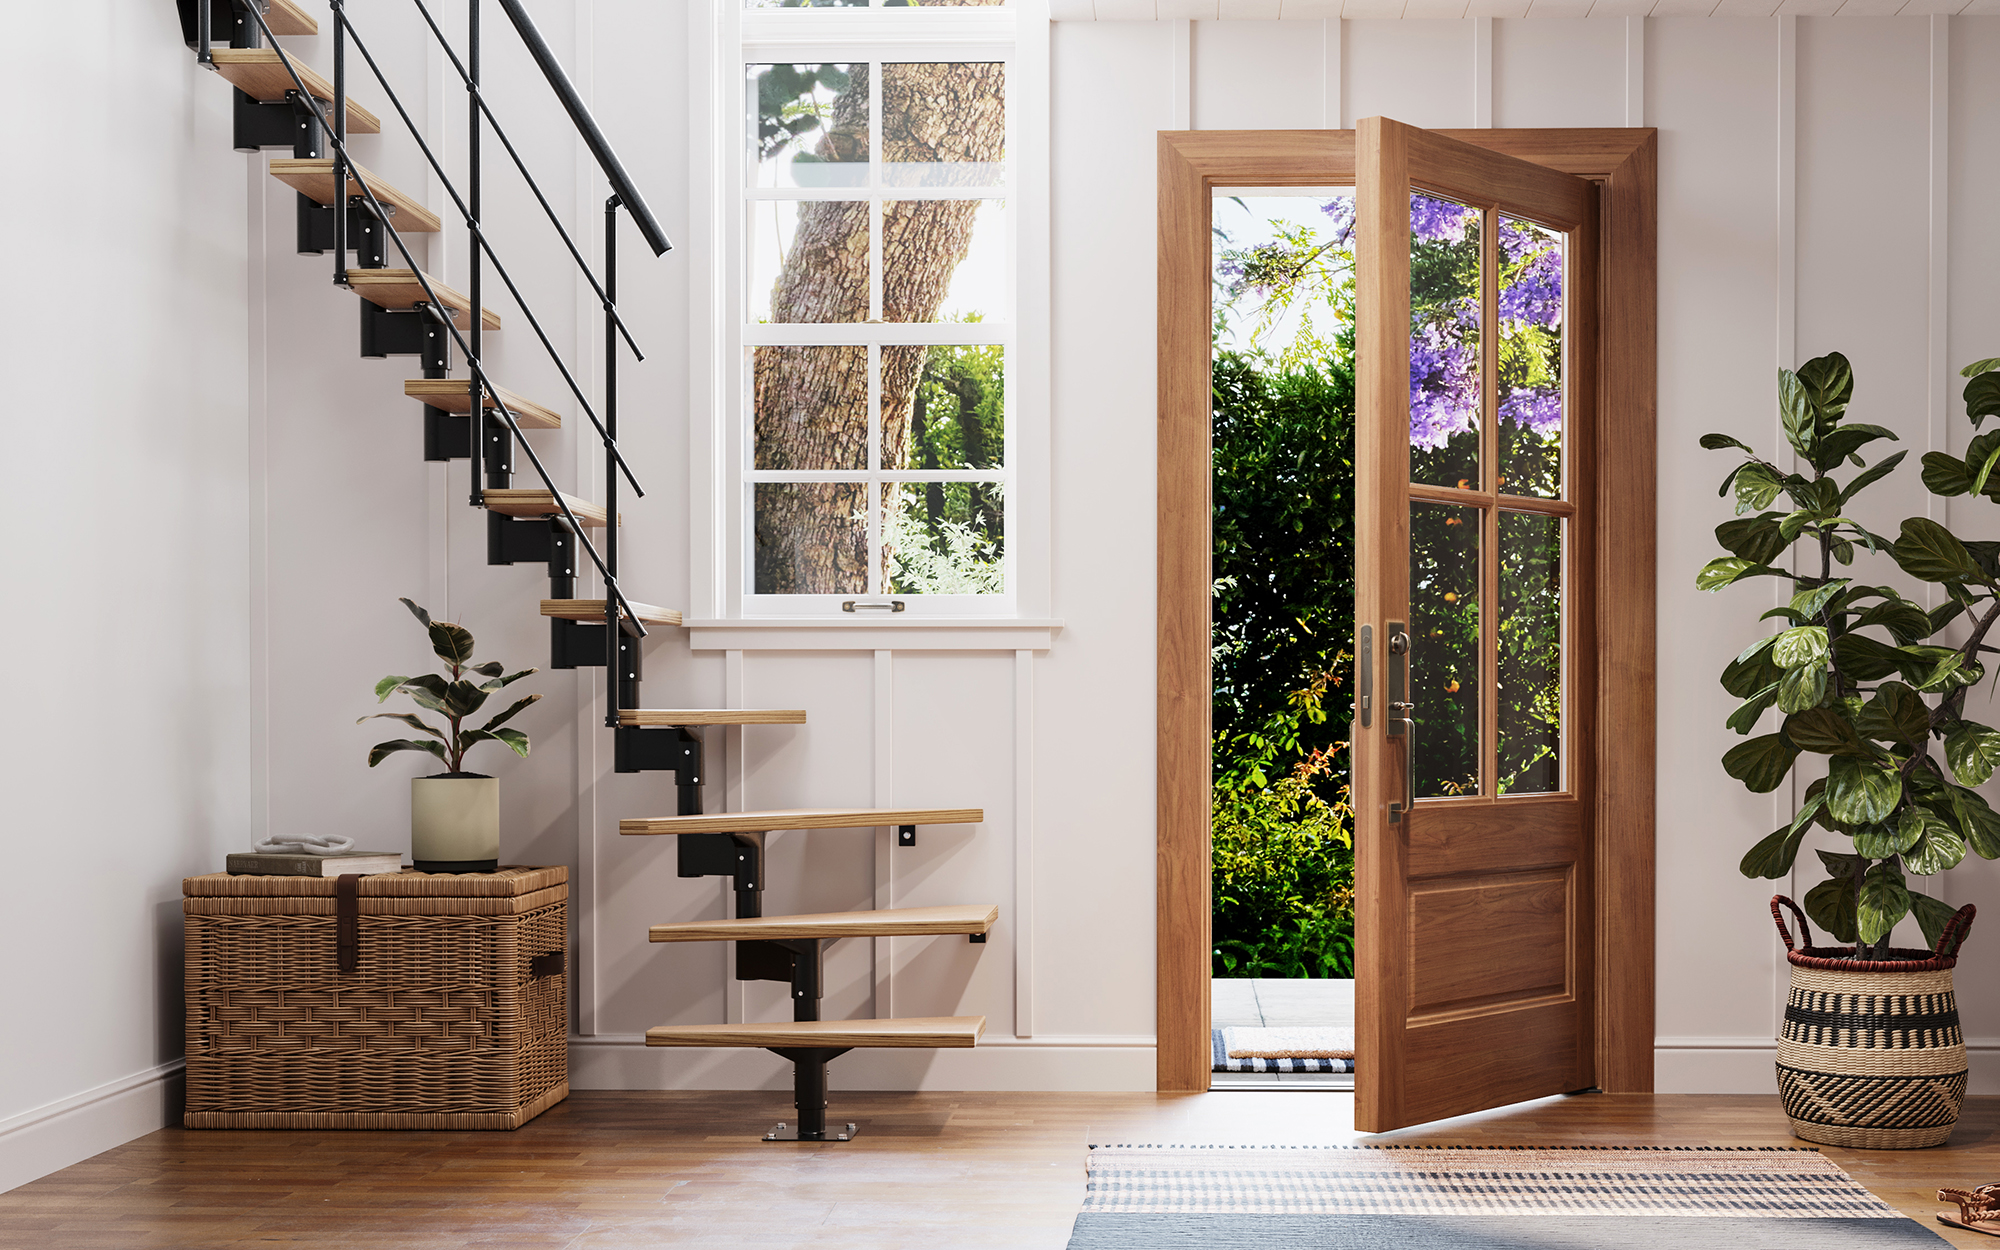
[1156,126,1657,1095]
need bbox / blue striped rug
[1066,1146,1947,1248]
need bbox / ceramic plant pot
[411,773,499,873]
[1770,894,1976,1149]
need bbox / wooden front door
[1352,117,1600,1132]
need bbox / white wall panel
[1345,19,1478,128]
[1493,19,1627,126]
[1192,20,1330,127]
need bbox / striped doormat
[1066,1145,1948,1248]
[1212,1029,1354,1074]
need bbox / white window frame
[686,2,1053,640]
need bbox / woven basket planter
[1771,894,1975,1150]
[182,866,569,1130]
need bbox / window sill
[683,617,1064,652]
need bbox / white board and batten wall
[8,0,2000,1197]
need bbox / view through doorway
[1209,190,1360,1091]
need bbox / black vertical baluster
[468,0,485,505]
[331,0,347,286]
[604,195,621,725]
[197,0,212,66]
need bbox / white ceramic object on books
[410,774,499,872]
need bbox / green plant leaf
[1776,664,1827,714]
[467,661,505,677]
[492,727,530,757]
[1853,821,1911,859]
[1892,516,1984,583]
[1734,463,1786,515]
[1968,371,2000,426]
[1697,557,1782,591]
[1701,433,1757,452]
[441,679,490,721]
[1772,625,1830,669]
[1804,874,1860,945]
[1778,369,1816,459]
[1722,635,1784,697]
[1913,651,1978,694]
[1715,515,1789,565]
[399,597,432,627]
[1911,891,1958,950]
[1798,350,1855,428]
[1922,451,1974,497]
[1783,707,1862,754]
[1930,600,1969,634]
[1946,722,2000,786]
[1969,439,2000,498]
[1963,357,2000,378]
[1826,755,1903,825]
[1855,681,1930,746]
[479,667,539,692]
[1816,424,1898,473]
[1741,794,1827,879]
[375,675,411,702]
[355,711,444,740]
[1726,686,1780,735]
[367,738,448,768]
[395,673,449,712]
[1788,580,1850,623]
[1723,733,1798,793]
[1906,820,1969,876]
[1817,847,1867,877]
[1832,633,1909,681]
[1949,786,2000,859]
[1850,598,1934,645]
[427,621,477,667]
[478,693,542,733]
[1838,450,1908,505]
[1857,862,1912,944]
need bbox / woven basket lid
[184,865,566,899]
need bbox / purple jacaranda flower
[1411,193,1476,244]
[1499,386,1562,437]
[1320,198,1357,246]
[1499,250,1562,328]
[1410,316,1480,449]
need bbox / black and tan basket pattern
[1770,895,1975,1150]
[183,869,569,1130]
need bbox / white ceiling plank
[1218,0,1287,13]
[1087,0,1157,15]
[1962,0,2000,13]
[1774,0,1843,13]
[1586,0,1656,15]
[1709,0,1780,13]
[1404,0,1471,16]
[1897,0,1967,12]
[1524,0,1595,14]
[1279,0,1347,13]
[1342,0,1409,15]
[1464,0,1533,14]
[1831,0,1908,12]
[1157,0,1221,15]
[1646,0,1719,14]
[1046,0,1097,17]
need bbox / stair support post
[675,831,761,920]
[330,0,346,288]
[765,1047,854,1142]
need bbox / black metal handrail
[408,0,645,361]
[495,0,672,260]
[242,1,649,639]
[328,6,646,499]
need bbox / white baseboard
[0,1061,184,1195]
[1655,1037,2000,1095]
[570,1034,1159,1092]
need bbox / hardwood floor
[3,1092,1997,1248]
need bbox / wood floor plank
[0,1094,1994,1247]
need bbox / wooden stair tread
[541,599,681,627]
[617,709,807,727]
[484,490,608,527]
[267,0,319,35]
[621,807,983,836]
[347,269,501,330]
[270,159,441,233]
[644,1017,985,1050]
[650,904,997,943]
[210,49,380,134]
[404,379,561,428]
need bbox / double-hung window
[717,1,1029,619]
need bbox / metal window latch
[842,600,905,613]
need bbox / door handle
[1386,623,1412,824]
[1391,702,1416,821]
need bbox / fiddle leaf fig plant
[1702,352,2000,958]
[360,598,540,773]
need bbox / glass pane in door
[1498,509,1563,794]
[1496,217,1564,499]
[1409,193,1482,491]
[1410,500,1481,797]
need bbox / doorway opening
[1209,189,1359,1091]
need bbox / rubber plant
[359,598,539,772]
[1701,351,2000,959]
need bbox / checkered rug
[1212,1029,1353,1074]
[1066,1146,1946,1248]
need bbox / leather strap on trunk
[336,873,360,973]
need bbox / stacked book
[225,851,406,877]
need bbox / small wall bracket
[897,824,916,847]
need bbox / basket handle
[1935,903,1978,959]
[1771,895,1813,953]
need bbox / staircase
[180,0,995,1143]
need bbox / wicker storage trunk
[1771,895,1975,1150]
[183,865,568,1130]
